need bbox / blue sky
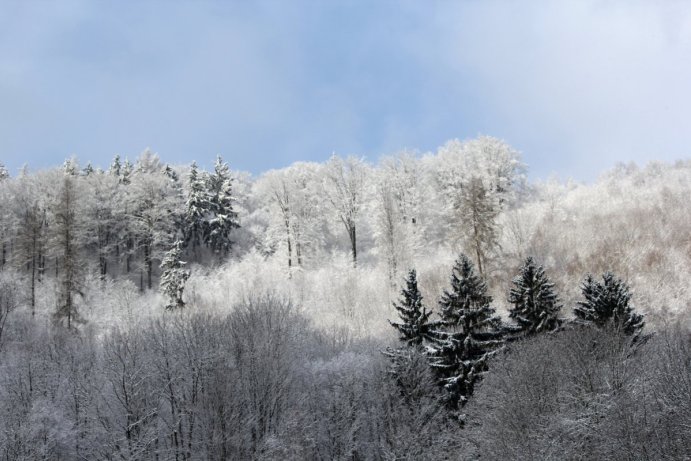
[1,0,690,181]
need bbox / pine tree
[388,269,437,347]
[429,254,503,409]
[160,240,190,310]
[574,272,644,337]
[205,156,239,256]
[385,269,440,403]
[508,256,562,336]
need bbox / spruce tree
[508,256,562,336]
[429,254,503,409]
[205,156,239,256]
[108,154,122,177]
[82,162,95,176]
[160,240,190,310]
[0,163,8,181]
[121,159,133,185]
[388,269,436,347]
[385,269,439,402]
[574,272,644,337]
[185,162,209,252]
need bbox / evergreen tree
[160,240,190,310]
[385,269,440,404]
[63,157,79,176]
[429,254,503,409]
[185,162,209,252]
[388,269,437,347]
[574,272,644,337]
[163,164,179,182]
[121,159,133,185]
[508,256,562,336]
[82,162,95,176]
[205,156,239,256]
[108,154,122,177]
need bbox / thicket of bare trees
[0,297,461,460]
[465,325,691,460]
[0,293,687,460]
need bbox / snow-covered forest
[0,137,690,459]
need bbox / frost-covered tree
[108,154,122,177]
[373,152,426,283]
[0,163,9,181]
[121,158,133,185]
[255,163,324,269]
[0,271,20,350]
[63,156,80,176]
[429,254,503,409]
[52,174,84,328]
[574,272,645,337]
[323,155,368,266]
[459,176,498,276]
[128,166,180,290]
[507,256,562,336]
[10,174,48,313]
[82,172,120,279]
[184,162,209,254]
[205,156,239,257]
[160,240,190,309]
[135,148,163,174]
[433,136,524,273]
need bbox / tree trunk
[349,223,357,267]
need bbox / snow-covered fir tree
[108,154,122,177]
[388,269,437,347]
[63,156,80,176]
[121,159,133,185]
[0,163,10,181]
[185,162,210,253]
[163,164,179,182]
[82,162,95,176]
[205,156,239,256]
[507,256,562,336]
[385,269,440,404]
[160,240,190,310]
[574,272,644,337]
[429,254,504,409]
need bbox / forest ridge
[0,136,689,459]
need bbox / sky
[1,0,690,181]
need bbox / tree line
[387,254,646,416]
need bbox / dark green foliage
[574,271,644,337]
[429,254,503,409]
[388,269,436,347]
[385,269,440,400]
[508,256,562,336]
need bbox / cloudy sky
[1,0,690,180]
